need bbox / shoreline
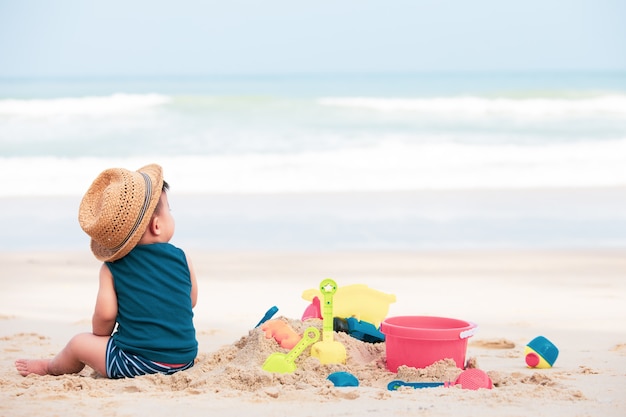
[2,186,626,252]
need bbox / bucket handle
[459,323,478,339]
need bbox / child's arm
[92,264,118,336]
[187,255,198,308]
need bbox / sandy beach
[1,249,625,416]
[2,1,625,415]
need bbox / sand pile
[114,317,576,398]
[4,316,587,406]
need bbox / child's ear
[149,216,161,236]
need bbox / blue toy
[525,335,559,368]
[334,317,385,343]
[388,380,445,390]
[328,371,359,387]
[255,306,279,328]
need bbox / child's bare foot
[15,359,51,376]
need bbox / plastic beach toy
[387,369,492,391]
[381,315,477,371]
[310,279,347,364]
[327,371,359,387]
[454,368,493,390]
[387,380,446,390]
[255,306,278,328]
[334,317,385,343]
[525,336,559,368]
[302,283,396,328]
[302,296,321,321]
[261,319,302,349]
[262,327,319,374]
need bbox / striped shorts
[105,338,194,379]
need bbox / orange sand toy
[302,284,396,328]
[261,319,302,349]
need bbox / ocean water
[1,72,625,250]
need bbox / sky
[0,0,625,78]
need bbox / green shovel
[311,278,347,364]
[262,327,320,374]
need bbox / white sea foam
[318,95,626,118]
[4,93,626,119]
[2,137,625,197]
[1,85,625,196]
[0,93,170,116]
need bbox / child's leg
[15,333,110,377]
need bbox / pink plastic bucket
[380,316,477,372]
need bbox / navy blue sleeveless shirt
[106,243,198,364]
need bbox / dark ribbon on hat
[109,172,152,253]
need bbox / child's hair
[154,180,170,215]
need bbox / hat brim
[90,164,164,262]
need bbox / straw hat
[79,164,164,262]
